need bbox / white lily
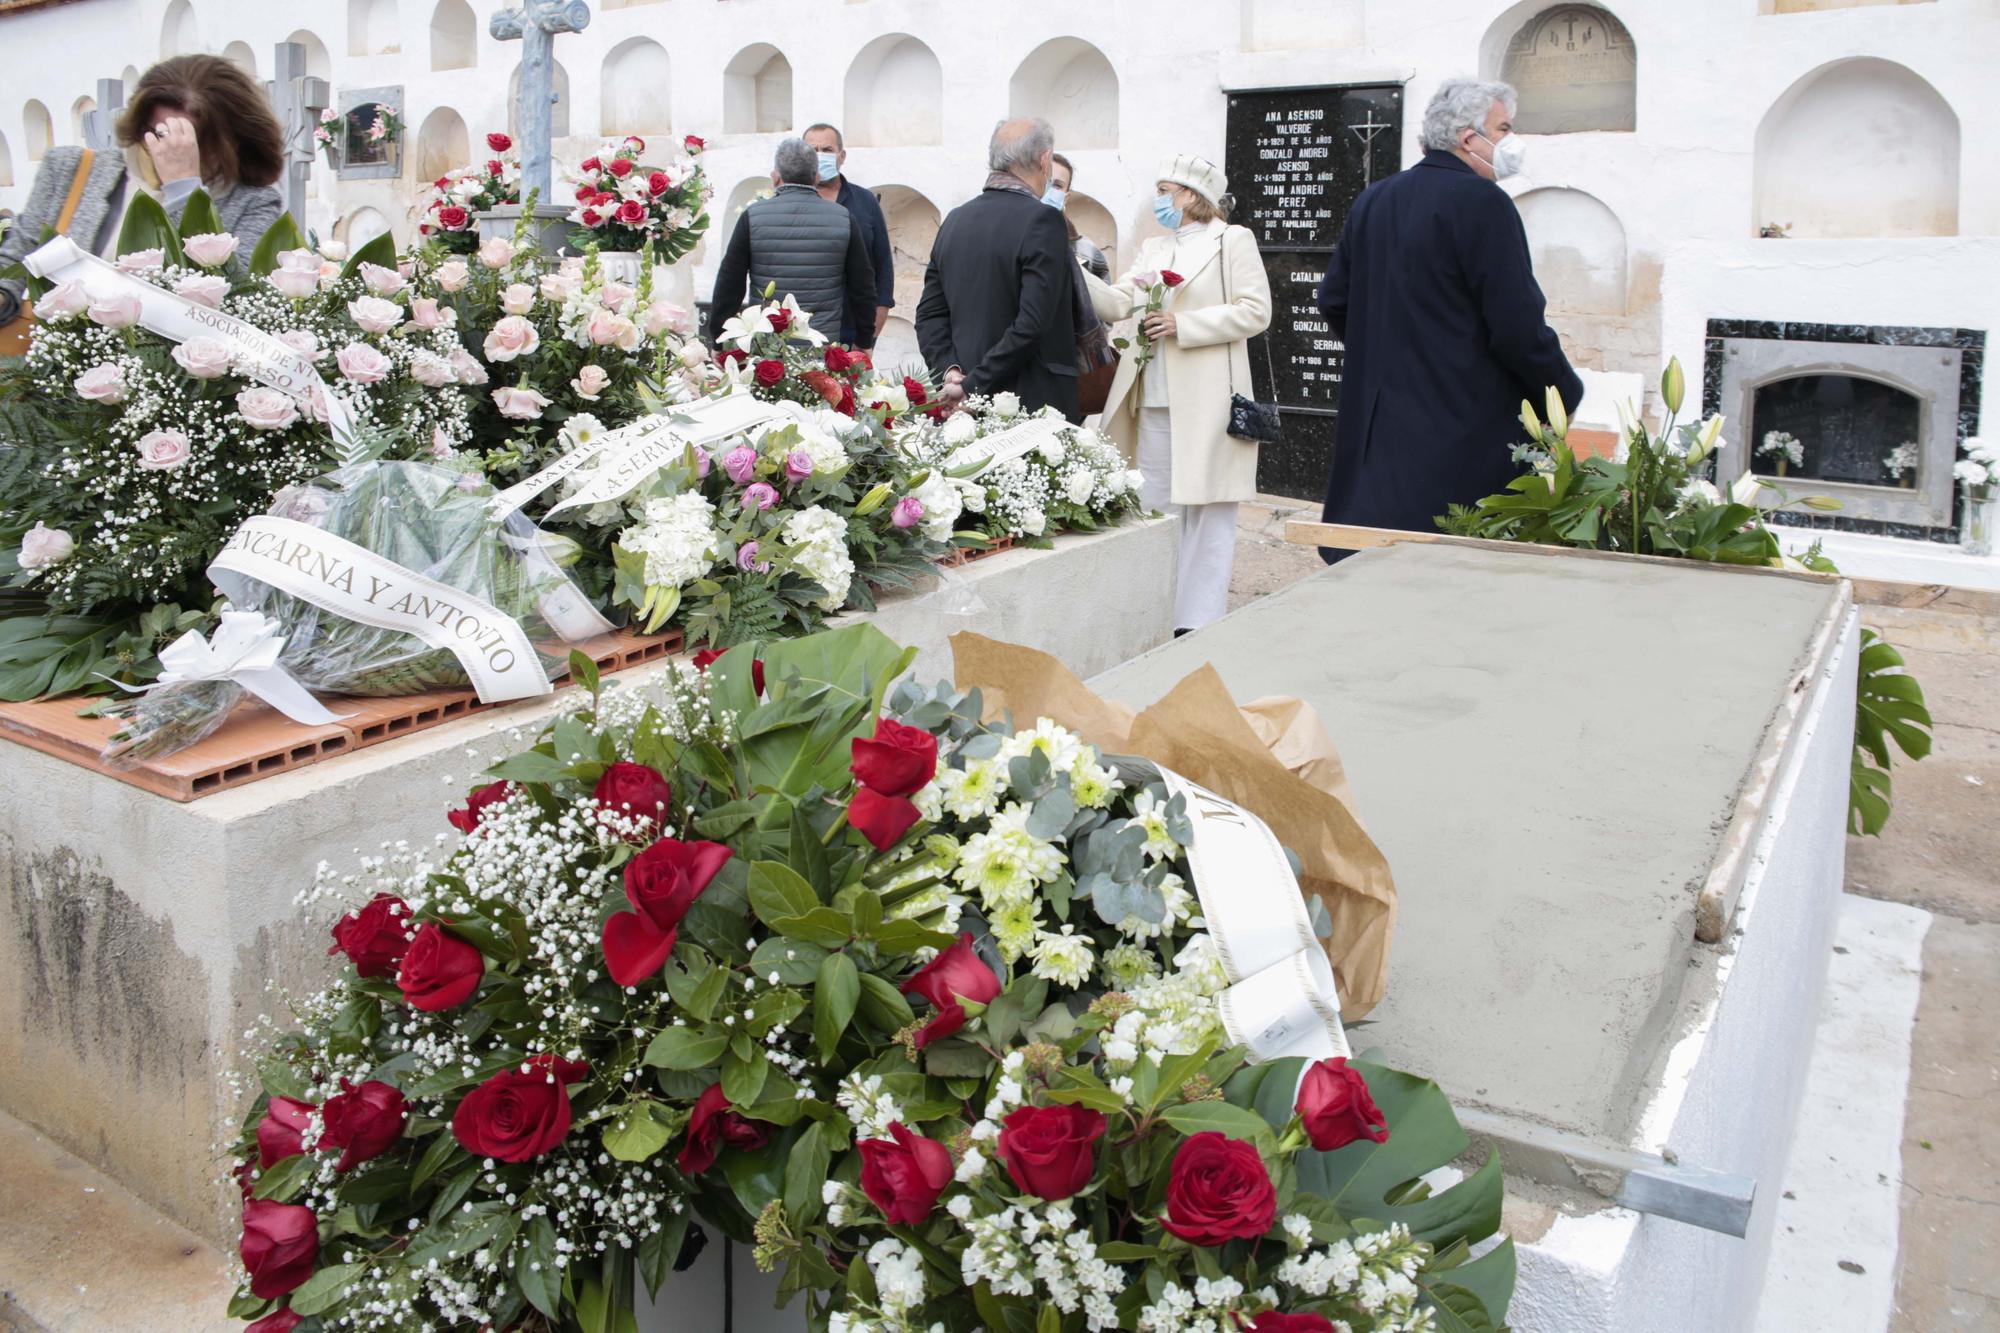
[1731,471,1765,507]
[778,293,828,346]
[719,305,773,349]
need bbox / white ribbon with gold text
[23,235,358,453]
[209,516,550,705]
[1159,769,1351,1063]
[539,393,793,519]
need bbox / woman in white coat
[1084,154,1272,634]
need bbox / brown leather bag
[0,147,95,358]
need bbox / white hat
[1156,154,1228,209]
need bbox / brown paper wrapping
[950,632,1397,1018]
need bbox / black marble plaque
[1225,84,1403,253]
[1254,408,1337,501]
[1252,252,1344,413]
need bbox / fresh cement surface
[1093,541,1845,1145]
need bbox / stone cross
[81,77,124,155]
[266,42,330,236]
[491,0,591,201]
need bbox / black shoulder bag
[1220,226,1284,444]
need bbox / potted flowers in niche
[566,134,711,287]
[1955,437,1998,556]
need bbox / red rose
[615,199,648,226]
[823,345,851,373]
[1241,1316,1336,1333]
[720,347,750,366]
[608,157,634,178]
[849,787,921,851]
[593,191,617,208]
[485,158,505,176]
[677,1083,771,1175]
[396,923,485,1011]
[451,1056,588,1162]
[319,1079,407,1172]
[592,761,673,828]
[648,170,671,197]
[434,175,451,190]
[683,134,705,153]
[624,136,647,152]
[581,156,602,172]
[448,780,513,833]
[851,717,939,796]
[858,1122,954,1224]
[1161,1133,1277,1246]
[767,308,793,333]
[575,182,596,202]
[903,375,928,406]
[240,1199,318,1299]
[753,358,786,387]
[996,1103,1106,1201]
[419,223,433,236]
[246,1310,304,1333]
[256,1095,316,1169]
[1161,270,1185,288]
[487,131,513,153]
[328,893,414,978]
[436,204,470,231]
[1295,1056,1388,1152]
[601,836,733,986]
[835,381,857,416]
[691,646,765,695]
[898,932,1000,1047]
[580,209,603,228]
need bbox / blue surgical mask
[815,151,839,183]
[1152,193,1184,230]
[1042,184,1067,209]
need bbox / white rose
[1021,508,1046,535]
[477,236,516,270]
[171,336,235,379]
[115,248,164,274]
[317,240,349,262]
[73,363,128,402]
[135,428,191,471]
[991,391,1021,418]
[87,290,143,329]
[336,342,392,385]
[1064,467,1095,505]
[434,259,471,292]
[538,273,577,304]
[1036,434,1065,463]
[181,232,239,268]
[173,273,231,309]
[942,413,978,447]
[37,280,89,319]
[348,295,402,334]
[492,385,551,420]
[236,386,300,430]
[484,314,541,362]
[501,282,536,315]
[867,383,910,415]
[409,352,458,387]
[358,261,405,297]
[449,346,489,385]
[277,329,323,362]
[18,521,75,570]
[571,364,611,400]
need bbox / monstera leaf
[1850,627,1933,836]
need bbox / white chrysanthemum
[955,803,1065,913]
[998,717,1086,774]
[1069,753,1123,809]
[1131,790,1183,862]
[1030,925,1095,987]
[938,758,1007,821]
[989,899,1041,963]
[1102,941,1159,989]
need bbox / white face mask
[1474,130,1527,180]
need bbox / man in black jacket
[1315,78,1582,559]
[916,117,1078,419]
[706,137,877,349]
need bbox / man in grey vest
[706,137,878,350]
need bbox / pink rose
[501,282,536,315]
[136,428,191,471]
[348,296,402,334]
[277,330,323,361]
[434,259,471,292]
[742,482,778,511]
[736,540,767,572]
[317,260,342,288]
[492,385,551,420]
[785,449,814,481]
[18,521,74,570]
[171,336,234,379]
[357,262,405,297]
[336,342,392,385]
[73,363,128,402]
[484,315,541,362]
[571,364,611,400]
[892,496,924,529]
[641,300,691,337]
[585,310,639,350]
[598,282,634,312]
[538,273,579,304]
[410,353,458,387]
[115,248,164,273]
[477,236,516,270]
[37,280,90,318]
[87,290,143,329]
[181,231,241,268]
[722,446,758,484]
[406,297,447,332]
[174,273,230,309]
[270,266,318,299]
[449,347,489,386]
[237,387,301,431]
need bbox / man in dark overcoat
[1315,78,1582,559]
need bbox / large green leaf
[1423,1238,1516,1331]
[174,187,224,246]
[248,212,305,276]
[0,613,126,701]
[284,1262,367,1317]
[741,624,918,795]
[340,229,398,283]
[115,191,183,267]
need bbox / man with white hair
[1313,78,1581,559]
[916,116,1081,419]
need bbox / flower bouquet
[313,108,340,165]
[565,135,712,266]
[417,132,523,255]
[1756,430,1803,478]
[220,624,1510,1333]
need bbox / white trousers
[1138,407,1238,632]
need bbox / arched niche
[348,0,400,56]
[415,106,469,183]
[1754,58,1958,238]
[844,34,942,147]
[121,66,140,99]
[720,175,769,231]
[1242,0,1364,50]
[0,130,13,187]
[1760,0,1933,10]
[339,205,394,250]
[1493,4,1638,134]
[875,184,941,317]
[1009,37,1117,151]
[509,58,571,138]
[430,0,476,72]
[70,96,95,145]
[601,37,672,138]
[223,40,257,77]
[22,100,52,161]
[1067,190,1118,274]
[724,43,792,135]
[1514,187,1627,314]
[161,0,198,58]
[286,29,334,82]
